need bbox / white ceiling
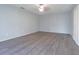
[14,4,74,15]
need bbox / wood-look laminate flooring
[0,32,79,55]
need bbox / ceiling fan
[35,4,48,12]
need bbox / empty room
[0,4,79,55]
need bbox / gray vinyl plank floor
[0,32,79,55]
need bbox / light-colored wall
[73,5,79,46]
[0,4,74,42]
[70,11,73,36]
[0,5,39,42]
[39,13,72,34]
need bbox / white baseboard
[39,30,71,35]
[72,35,79,46]
[73,39,79,46]
[0,31,38,42]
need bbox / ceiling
[14,4,75,15]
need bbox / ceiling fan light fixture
[39,6,44,12]
[39,7,44,12]
[35,4,48,12]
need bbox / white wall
[0,5,39,42]
[0,4,74,42]
[39,13,72,34]
[73,5,79,46]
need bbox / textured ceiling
[14,4,74,15]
